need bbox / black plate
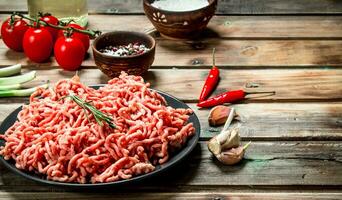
[0,85,200,188]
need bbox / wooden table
[0,1,342,199]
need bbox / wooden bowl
[92,31,156,78]
[143,0,217,39]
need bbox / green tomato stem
[12,12,101,38]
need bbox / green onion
[0,64,21,77]
[68,94,116,129]
[0,84,21,90]
[0,83,48,97]
[0,71,36,85]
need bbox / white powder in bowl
[151,0,209,12]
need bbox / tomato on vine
[58,23,90,51]
[39,13,59,42]
[54,35,85,71]
[23,27,53,63]
[1,17,28,52]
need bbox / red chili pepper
[198,48,220,102]
[197,90,276,108]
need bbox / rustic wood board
[1,15,342,67]
[0,68,340,102]
[1,15,342,39]
[0,192,341,200]
[1,0,342,14]
[87,15,342,39]
[0,2,341,198]
[1,142,342,190]
[1,102,341,140]
[192,103,342,140]
[1,39,342,68]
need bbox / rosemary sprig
[68,94,116,129]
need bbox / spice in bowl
[99,42,150,57]
[151,0,209,12]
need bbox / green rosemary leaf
[67,94,116,128]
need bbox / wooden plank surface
[193,103,342,140]
[1,142,342,189]
[1,15,342,68]
[1,39,342,68]
[0,68,339,102]
[1,15,342,39]
[1,0,342,14]
[0,2,341,197]
[87,15,342,39]
[0,68,341,140]
[0,192,341,200]
[1,102,341,141]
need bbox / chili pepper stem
[243,141,252,150]
[212,48,216,67]
[244,91,276,95]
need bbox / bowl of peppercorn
[92,31,156,78]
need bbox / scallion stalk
[0,84,21,90]
[0,64,21,77]
[0,83,48,97]
[0,71,36,85]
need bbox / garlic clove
[208,126,241,156]
[208,105,232,126]
[208,136,221,155]
[220,127,240,150]
[215,141,251,165]
[208,108,239,156]
[216,146,244,165]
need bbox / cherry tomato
[1,18,28,52]
[54,36,85,70]
[23,27,53,63]
[57,23,89,51]
[39,14,59,42]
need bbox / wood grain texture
[1,14,342,68]
[191,103,342,140]
[88,15,342,39]
[1,0,342,14]
[0,68,339,102]
[0,192,341,200]
[1,102,341,140]
[0,39,342,68]
[2,15,342,39]
[1,142,342,189]
[150,39,342,67]
[0,4,341,197]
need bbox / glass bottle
[27,0,88,27]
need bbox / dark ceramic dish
[0,85,200,188]
[92,31,156,78]
[143,0,217,39]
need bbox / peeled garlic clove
[220,127,240,150]
[208,136,221,155]
[208,109,239,156]
[216,146,244,165]
[208,105,231,126]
